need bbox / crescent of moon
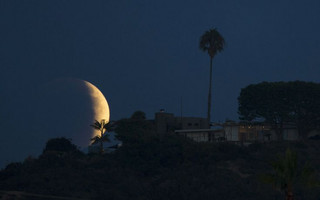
[83,80,110,140]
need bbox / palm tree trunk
[207,57,213,127]
[100,130,104,154]
[286,192,294,200]
[285,184,294,200]
[286,190,294,200]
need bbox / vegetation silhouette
[130,110,146,120]
[1,112,320,199]
[43,137,78,153]
[199,28,225,125]
[115,111,155,144]
[238,81,320,140]
[90,119,110,154]
[260,148,318,200]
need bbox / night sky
[1,0,320,167]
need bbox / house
[155,110,209,134]
[155,111,319,143]
[212,121,302,143]
[155,110,226,142]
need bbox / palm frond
[199,28,225,57]
[90,120,102,130]
[90,135,101,141]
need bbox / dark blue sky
[1,0,320,166]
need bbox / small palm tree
[261,148,318,200]
[199,28,225,125]
[90,119,110,154]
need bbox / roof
[175,129,223,133]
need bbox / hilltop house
[155,111,318,143]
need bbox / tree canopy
[130,110,146,121]
[115,111,155,144]
[43,137,78,153]
[238,81,320,139]
[199,28,225,58]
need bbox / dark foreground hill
[1,119,320,200]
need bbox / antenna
[180,96,183,120]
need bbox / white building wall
[224,126,239,141]
[186,132,209,142]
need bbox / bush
[43,137,78,153]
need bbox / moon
[33,78,110,147]
[83,80,110,139]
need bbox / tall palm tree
[199,28,225,125]
[90,119,110,154]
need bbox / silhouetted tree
[115,111,155,144]
[131,110,146,121]
[90,119,110,154]
[199,28,225,125]
[286,81,320,139]
[43,137,78,153]
[261,148,318,200]
[238,82,291,140]
[238,81,320,140]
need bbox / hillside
[1,118,319,200]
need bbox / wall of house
[185,132,209,142]
[155,112,208,134]
[155,112,317,142]
[224,126,239,141]
[176,117,209,130]
[155,112,175,134]
[282,129,299,140]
